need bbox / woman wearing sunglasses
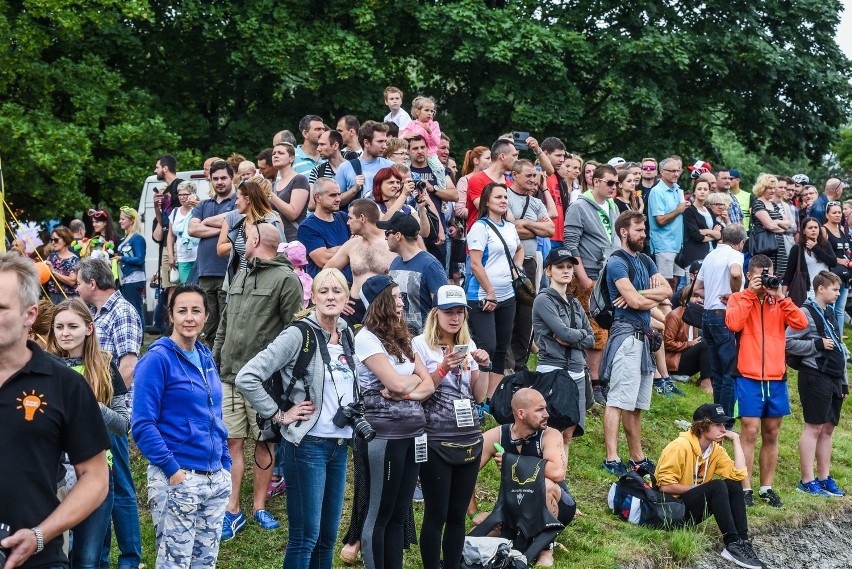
[117,206,147,327]
[45,225,79,303]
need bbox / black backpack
[490,369,582,434]
[607,467,686,529]
[786,304,845,377]
[256,320,355,442]
[590,249,653,329]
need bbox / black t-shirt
[0,342,111,569]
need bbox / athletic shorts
[557,481,577,526]
[570,279,608,350]
[607,336,653,411]
[654,252,685,279]
[798,367,844,426]
[222,382,260,439]
[734,377,790,419]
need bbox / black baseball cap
[693,403,732,424]
[544,246,579,268]
[376,211,420,238]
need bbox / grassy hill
[125,347,852,568]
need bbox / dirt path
[692,505,852,568]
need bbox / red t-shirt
[466,171,513,231]
[547,174,565,241]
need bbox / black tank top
[500,424,544,458]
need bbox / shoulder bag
[482,218,536,306]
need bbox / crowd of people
[1,84,850,569]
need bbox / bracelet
[271,410,286,425]
[31,527,44,554]
[467,509,480,520]
[436,365,448,378]
[479,364,492,372]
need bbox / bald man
[471,388,574,566]
[214,221,304,539]
[812,178,845,224]
[325,198,398,325]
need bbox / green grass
[125,338,852,568]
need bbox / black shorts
[557,481,576,526]
[798,366,844,426]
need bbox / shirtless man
[470,388,575,567]
[325,198,398,326]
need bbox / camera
[413,180,428,192]
[333,402,376,441]
[0,523,11,569]
[760,268,780,289]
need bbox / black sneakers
[721,540,765,569]
[743,489,754,507]
[759,488,783,508]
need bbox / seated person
[656,404,765,569]
[664,285,711,394]
[472,388,575,567]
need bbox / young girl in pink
[400,96,447,190]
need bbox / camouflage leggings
[148,466,231,569]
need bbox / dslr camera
[413,180,428,192]
[760,268,780,289]
[0,523,11,569]
[333,401,376,441]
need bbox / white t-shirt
[309,343,355,438]
[465,218,522,302]
[170,208,199,262]
[697,243,744,310]
[354,328,424,438]
[384,109,412,129]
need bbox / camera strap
[314,324,360,405]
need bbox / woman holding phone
[412,285,490,569]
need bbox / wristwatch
[31,526,44,554]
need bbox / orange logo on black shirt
[16,390,47,421]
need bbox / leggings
[467,297,516,374]
[362,438,420,569]
[419,450,481,569]
[674,342,710,379]
[678,479,748,545]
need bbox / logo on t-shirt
[16,390,48,421]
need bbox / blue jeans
[72,470,114,568]
[833,285,848,330]
[101,433,142,568]
[281,436,348,569]
[121,281,146,328]
[702,311,738,419]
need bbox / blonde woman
[117,206,147,326]
[750,174,789,276]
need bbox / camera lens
[414,180,427,191]
[352,416,376,441]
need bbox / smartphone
[512,131,530,151]
[454,344,469,355]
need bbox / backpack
[590,249,653,329]
[256,320,355,443]
[606,467,685,529]
[786,304,845,377]
[490,368,581,434]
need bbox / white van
[137,171,210,317]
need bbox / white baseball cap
[436,285,467,310]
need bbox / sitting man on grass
[470,388,575,567]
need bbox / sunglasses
[384,229,399,237]
[120,206,135,218]
[828,201,841,207]
[50,237,61,243]
[595,179,618,187]
[641,165,656,171]
[88,209,107,219]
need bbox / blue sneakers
[602,459,628,477]
[253,509,281,530]
[797,479,831,497]
[221,509,247,541]
[818,476,847,497]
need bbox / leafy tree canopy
[1,0,849,219]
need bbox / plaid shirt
[92,291,143,362]
[728,195,744,225]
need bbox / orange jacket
[725,289,808,380]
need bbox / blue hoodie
[132,337,230,478]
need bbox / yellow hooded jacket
[655,431,747,497]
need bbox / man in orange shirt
[725,254,808,508]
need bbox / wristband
[31,527,44,554]
[404,393,411,400]
[436,365,448,378]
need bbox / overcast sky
[839,0,852,59]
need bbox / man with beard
[256,148,276,181]
[188,160,237,345]
[151,154,185,332]
[473,388,574,567]
[409,134,458,266]
[600,211,672,477]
